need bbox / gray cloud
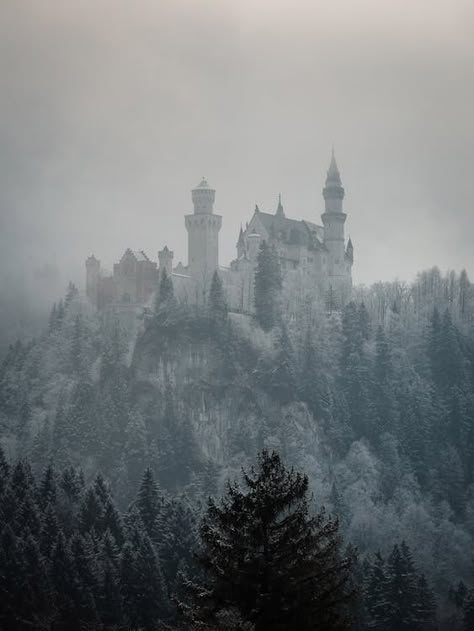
[1,0,473,292]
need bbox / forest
[1,261,474,629]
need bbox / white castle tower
[185,178,222,299]
[321,151,353,304]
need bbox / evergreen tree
[463,589,474,631]
[358,302,370,341]
[340,302,373,438]
[156,268,175,312]
[40,503,59,557]
[21,534,53,628]
[209,270,228,320]
[181,449,354,631]
[0,445,10,494]
[373,326,398,437]
[459,269,470,319]
[416,574,436,630]
[267,324,297,404]
[70,314,85,375]
[136,467,162,540]
[157,496,198,596]
[254,241,282,331]
[124,409,149,491]
[0,526,24,629]
[39,463,57,510]
[384,542,419,631]
[365,552,389,630]
[79,487,105,535]
[51,531,81,629]
[120,534,170,630]
[48,302,58,333]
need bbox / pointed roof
[121,248,150,263]
[325,148,342,186]
[236,225,245,247]
[250,210,324,249]
[196,177,211,189]
[276,193,285,217]
[347,237,353,250]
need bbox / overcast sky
[1,0,473,291]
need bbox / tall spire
[323,149,345,214]
[276,193,285,217]
[237,224,244,248]
[326,148,342,186]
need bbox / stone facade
[85,154,353,314]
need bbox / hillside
[1,267,474,623]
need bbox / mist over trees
[1,264,474,629]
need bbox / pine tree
[358,302,370,341]
[364,552,389,630]
[79,487,105,535]
[102,498,124,546]
[0,526,24,628]
[40,503,59,556]
[48,302,58,333]
[254,241,282,331]
[181,449,354,631]
[120,534,170,630]
[340,302,373,438]
[459,269,470,320]
[21,533,53,628]
[463,589,474,631]
[373,326,398,437]
[157,496,198,596]
[156,268,175,312]
[136,467,162,540]
[267,324,297,404]
[0,445,10,494]
[51,531,80,629]
[415,573,436,630]
[134,532,170,628]
[39,463,57,510]
[100,551,123,628]
[124,409,149,491]
[384,542,419,631]
[209,270,228,320]
[70,314,85,375]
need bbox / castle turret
[158,245,174,279]
[185,177,222,297]
[85,255,100,307]
[321,151,352,303]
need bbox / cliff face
[131,313,327,480]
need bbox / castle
[85,152,353,316]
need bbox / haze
[1,0,473,295]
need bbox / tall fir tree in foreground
[180,449,354,631]
[254,240,282,331]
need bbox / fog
[1,0,473,295]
